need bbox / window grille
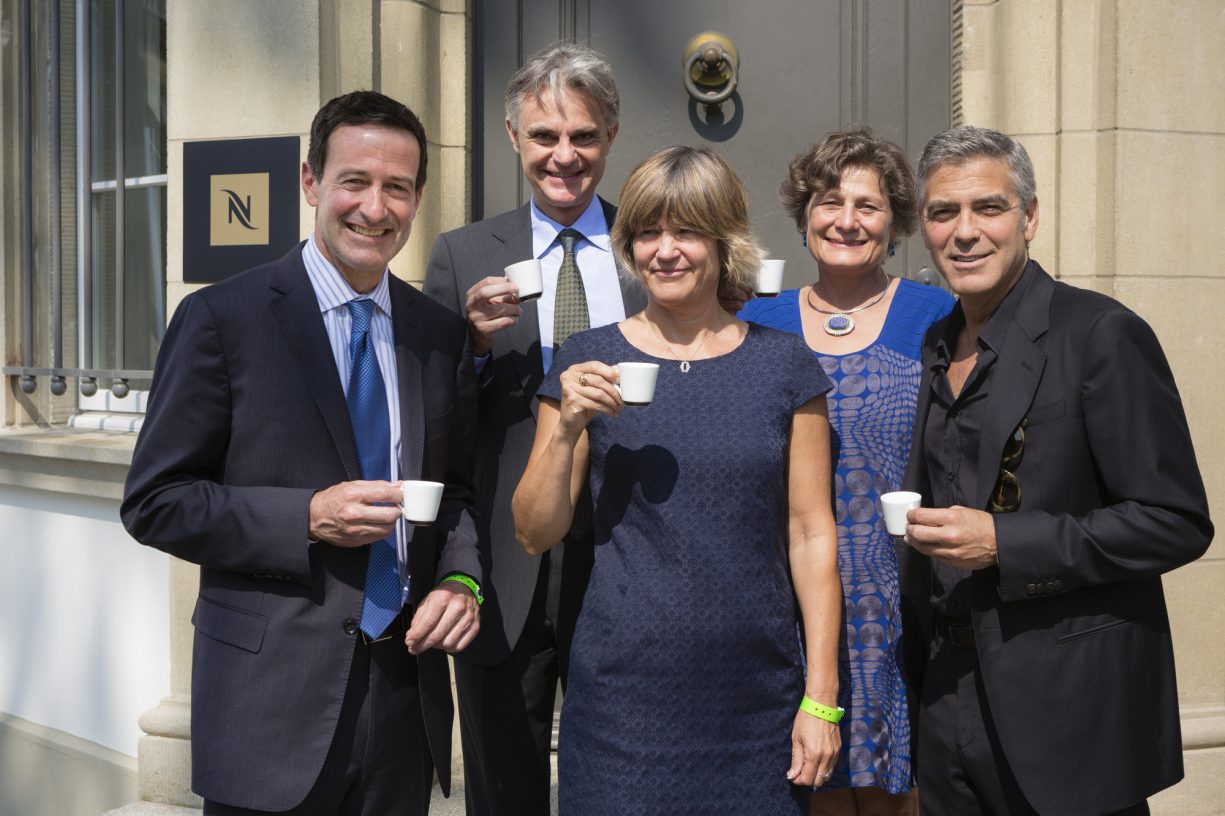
[3,0,167,409]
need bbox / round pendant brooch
[823,314,854,336]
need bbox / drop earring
[888,240,896,257]
[802,233,808,248]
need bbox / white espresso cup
[880,491,922,536]
[755,259,786,297]
[504,259,543,301]
[616,362,660,407]
[401,480,445,526]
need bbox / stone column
[958,1,1225,811]
[109,560,201,814]
[381,0,473,288]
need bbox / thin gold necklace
[806,270,890,336]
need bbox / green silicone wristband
[442,574,484,605]
[799,696,844,724]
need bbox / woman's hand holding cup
[558,362,623,435]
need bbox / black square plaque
[183,136,300,283]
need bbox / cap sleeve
[536,332,590,403]
[787,333,833,411]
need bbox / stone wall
[960,1,1225,811]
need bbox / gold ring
[579,373,588,387]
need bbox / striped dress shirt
[302,236,410,598]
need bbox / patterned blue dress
[741,280,954,794]
[539,322,833,815]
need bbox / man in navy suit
[899,125,1212,816]
[123,91,481,815]
[424,43,645,816]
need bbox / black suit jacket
[424,199,647,665]
[121,243,480,811]
[899,261,1212,815]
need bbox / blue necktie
[347,299,401,638]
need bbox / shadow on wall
[0,712,138,816]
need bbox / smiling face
[806,165,894,277]
[506,89,618,226]
[921,156,1038,312]
[301,123,424,293]
[632,219,722,309]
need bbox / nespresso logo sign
[184,137,300,283]
[211,173,270,246]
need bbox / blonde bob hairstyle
[611,146,764,295]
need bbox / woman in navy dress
[741,130,954,816]
[513,146,843,815]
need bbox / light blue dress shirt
[530,197,628,373]
[302,236,410,599]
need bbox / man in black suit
[424,43,645,815]
[122,91,481,815]
[899,125,1213,816]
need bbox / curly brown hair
[779,128,916,238]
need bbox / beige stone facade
[960,1,1225,812]
[0,1,1220,813]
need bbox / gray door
[475,0,956,286]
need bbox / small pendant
[679,360,691,373]
[823,314,855,336]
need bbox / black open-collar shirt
[923,267,1032,619]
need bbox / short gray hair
[917,125,1036,210]
[505,42,620,132]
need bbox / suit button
[342,618,359,636]
[1025,583,1038,597]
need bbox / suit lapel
[494,198,638,419]
[389,276,433,589]
[973,263,1051,509]
[899,323,939,616]
[390,276,425,482]
[903,329,939,497]
[493,205,542,387]
[269,248,361,481]
[605,199,647,317]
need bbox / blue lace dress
[539,322,833,815]
[740,279,954,794]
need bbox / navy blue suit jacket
[122,243,480,810]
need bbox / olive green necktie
[552,228,592,542]
[553,228,589,349]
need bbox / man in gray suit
[424,42,645,816]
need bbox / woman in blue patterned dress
[513,146,843,815]
[741,130,954,816]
